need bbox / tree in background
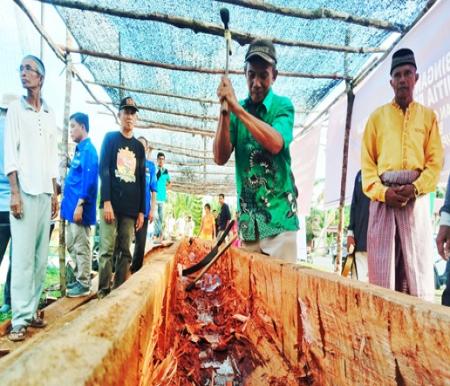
[166,192,203,235]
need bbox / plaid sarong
[367,170,435,301]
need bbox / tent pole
[335,31,355,273]
[58,30,72,295]
[335,83,354,273]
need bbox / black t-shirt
[99,131,146,218]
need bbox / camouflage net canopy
[47,0,431,194]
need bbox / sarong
[367,170,435,301]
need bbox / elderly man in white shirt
[4,55,59,341]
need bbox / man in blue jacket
[61,112,98,297]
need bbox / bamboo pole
[170,169,235,176]
[203,137,207,185]
[215,0,404,32]
[118,32,123,100]
[39,2,45,58]
[334,84,354,273]
[65,47,349,80]
[335,31,354,274]
[171,182,235,191]
[86,100,218,121]
[139,117,214,132]
[97,111,216,132]
[164,159,235,168]
[58,31,72,295]
[151,142,215,160]
[37,0,384,53]
[86,80,219,104]
[171,186,235,195]
[168,159,235,167]
[13,0,65,61]
[136,120,215,138]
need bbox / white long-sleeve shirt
[4,97,58,195]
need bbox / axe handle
[221,30,231,115]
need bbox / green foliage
[0,285,10,322]
[305,205,350,245]
[166,192,204,235]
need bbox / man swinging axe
[213,33,299,261]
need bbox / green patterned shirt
[230,88,299,241]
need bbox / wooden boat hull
[0,239,448,385]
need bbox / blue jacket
[145,160,158,218]
[61,138,99,225]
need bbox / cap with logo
[245,39,277,65]
[119,96,139,112]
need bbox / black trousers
[0,211,12,306]
[442,260,450,307]
[131,218,149,273]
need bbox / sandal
[8,325,27,342]
[29,316,47,328]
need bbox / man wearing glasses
[4,56,59,341]
[97,97,146,298]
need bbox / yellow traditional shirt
[361,100,443,202]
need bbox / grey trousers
[10,191,51,328]
[98,210,135,296]
[66,222,91,288]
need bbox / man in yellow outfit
[361,48,443,301]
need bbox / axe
[220,8,232,115]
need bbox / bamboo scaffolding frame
[86,100,218,121]
[136,120,215,138]
[170,169,235,176]
[152,141,214,156]
[168,160,235,167]
[163,159,235,168]
[38,0,384,53]
[91,81,314,115]
[171,182,235,192]
[295,0,440,140]
[13,0,119,121]
[171,185,235,194]
[150,143,215,160]
[97,111,216,133]
[137,123,214,138]
[215,0,404,32]
[65,47,349,80]
[86,80,219,104]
